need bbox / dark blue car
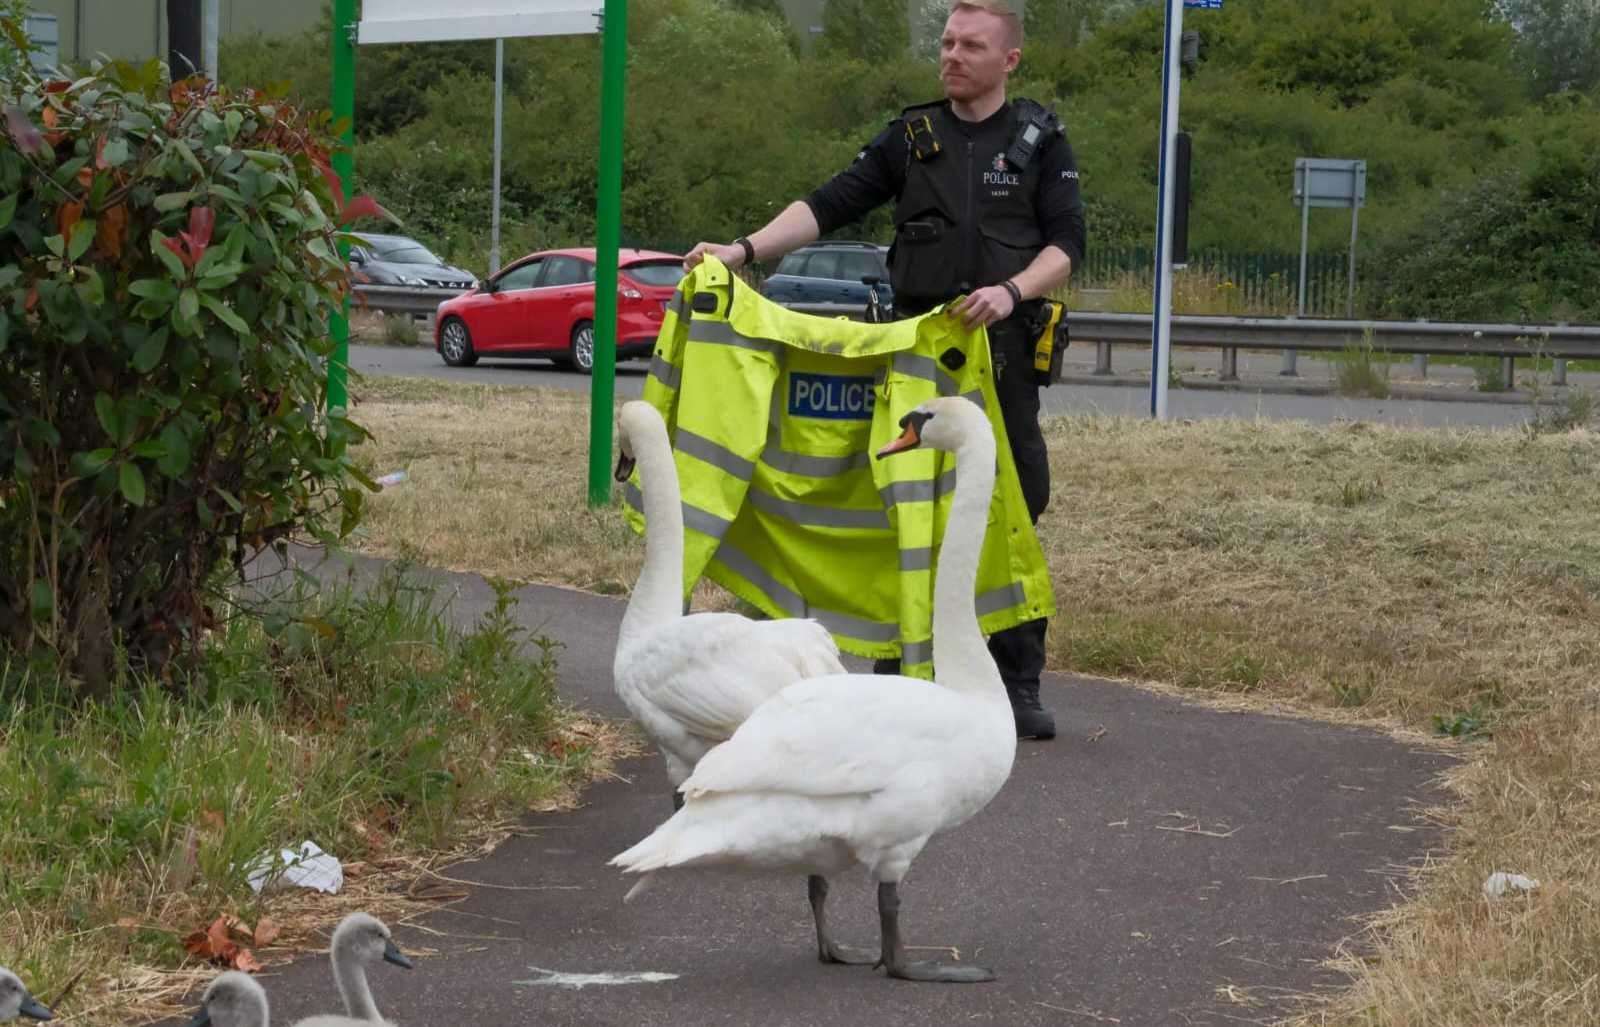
[760,241,893,319]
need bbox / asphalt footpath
[169,546,1456,1027]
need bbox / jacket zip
[963,139,976,292]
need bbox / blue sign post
[1150,0,1219,420]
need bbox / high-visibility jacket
[620,255,1054,679]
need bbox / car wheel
[439,317,478,367]
[569,320,595,375]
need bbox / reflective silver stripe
[961,389,984,408]
[714,544,901,643]
[879,469,958,509]
[684,502,733,539]
[748,488,890,530]
[676,429,755,480]
[899,547,932,571]
[688,319,779,354]
[648,354,681,390]
[667,291,688,319]
[761,447,869,477]
[976,583,1027,616]
[892,352,939,380]
[892,351,962,396]
[624,483,732,540]
[900,639,933,665]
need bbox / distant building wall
[25,0,325,67]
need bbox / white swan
[612,400,847,808]
[289,912,412,1027]
[0,968,51,1022]
[610,396,1018,983]
[183,971,268,1027]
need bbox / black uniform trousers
[874,311,1050,690]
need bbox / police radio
[1005,100,1062,171]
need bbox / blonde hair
[949,0,1023,49]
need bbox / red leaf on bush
[3,105,46,156]
[57,201,84,241]
[95,204,128,259]
[337,194,391,227]
[76,165,94,190]
[23,287,38,312]
[162,235,192,269]
[179,206,215,265]
[95,135,109,169]
[42,79,71,94]
[315,158,346,208]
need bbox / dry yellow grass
[348,377,646,594]
[350,375,1600,1026]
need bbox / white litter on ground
[513,967,680,990]
[1482,871,1540,899]
[242,840,344,895]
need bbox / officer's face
[939,7,1021,103]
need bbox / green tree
[1496,0,1600,96]
[1368,98,1600,321]
[820,0,910,63]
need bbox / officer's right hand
[684,242,746,271]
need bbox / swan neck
[618,422,685,649]
[931,428,1003,695]
[334,945,380,1022]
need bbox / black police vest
[888,98,1058,310]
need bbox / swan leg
[875,881,995,983]
[808,875,875,965]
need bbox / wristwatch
[734,236,756,265]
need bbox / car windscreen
[623,261,686,287]
[371,241,442,265]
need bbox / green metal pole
[587,0,628,507]
[328,0,357,412]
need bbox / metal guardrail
[351,283,469,320]
[352,287,1600,386]
[787,303,1600,387]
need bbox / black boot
[1005,680,1056,740]
[988,617,1055,740]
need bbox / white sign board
[358,0,602,44]
[1293,157,1367,209]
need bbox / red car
[433,247,685,372]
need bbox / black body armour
[888,97,1063,313]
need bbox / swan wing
[624,614,844,741]
[681,674,965,800]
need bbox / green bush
[1367,99,1600,322]
[0,54,378,695]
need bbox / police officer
[684,0,1084,741]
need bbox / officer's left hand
[952,285,1014,328]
